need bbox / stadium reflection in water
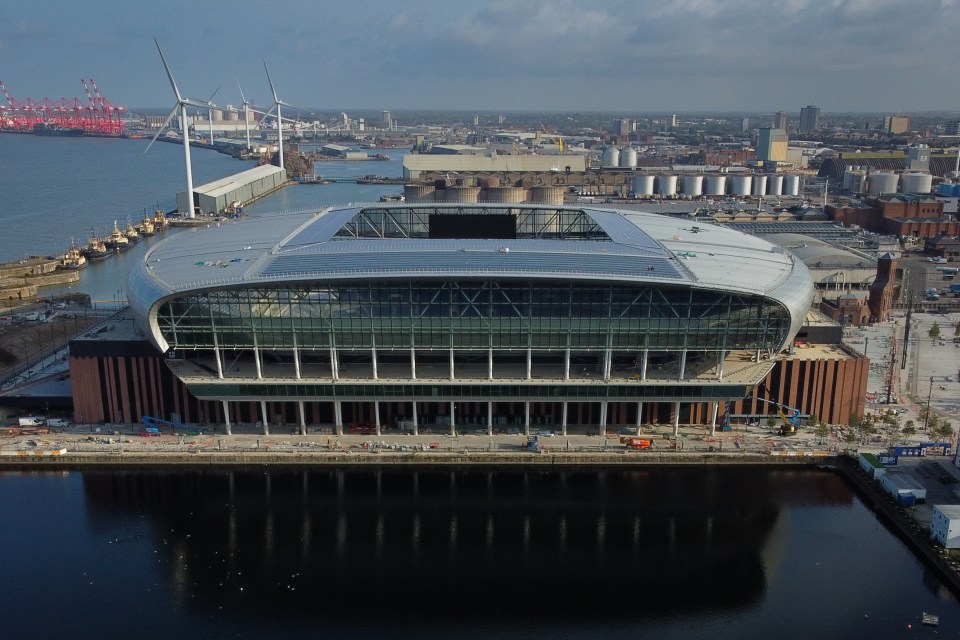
[81,467,852,629]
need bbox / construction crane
[756,398,803,436]
[538,122,564,153]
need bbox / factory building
[757,128,788,163]
[65,202,871,434]
[175,164,287,216]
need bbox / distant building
[774,111,788,131]
[757,128,788,162]
[945,121,960,136]
[799,105,820,132]
[613,118,632,136]
[907,145,930,172]
[885,115,910,135]
[740,117,750,133]
[868,253,897,322]
[381,110,392,129]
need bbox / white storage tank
[484,186,526,203]
[766,174,783,196]
[751,175,767,196]
[443,185,481,203]
[619,146,638,168]
[602,146,620,168]
[529,185,565,205]
[730,175,752,196]
[900,172,933,194]
[681,174,704,197]
[631,175,655,196]
[868,172,899,195]
[656,175,678,196]
[783,174,800,196]
[704,175,727,196]
[843,168,867,194]
[404,184,436,203]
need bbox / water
[0,467,955,639]
[0,134,405,302]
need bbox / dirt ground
[0,304,107,382]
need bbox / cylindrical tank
[730,175,752,196]
[602,146,620,168]
[681,174,704,197]
[783,174,800,196]
[656,175,678,196]
[484,186,525,203]
[619,146,638,168]
[631,175,655,196]
[528,185,565,205]
[704,175,727,196]
[867,172,898,195]
[404,184,436,203]
[900,173,933,194]
[751,175,767,196]
[443,185,481,203]
[766,174,783,196]
[938,181,955,196]
[481,176,502,188]
[843,168,866,194]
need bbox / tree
[933,420,955,443]
[902,420,917,441]
[929,322,941,340]
[815,421,830,445]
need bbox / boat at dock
[103,221,129,251]
[80,230,109,261]
[136,214,155,237]
[124,219,141,244]
[152,208,170,231]
[57,240,88,271]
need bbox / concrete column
[260,400,269,435]
[412,401,419,436]
[213,333,223,379]
[564,348,570,380]
[222,400,232,435]
[487,401,493,436]
[449,401,456,436]
[298,400,306,436]
[603,349,611,380]
[334,400,343,436]
[710,402,718,437]
[330,347,339,380]
[641,349,648,381]
[450,348,455,380]
[636,401,643,432]
[673,401,680,438]
[600,401,608,436]
[253,335,262,380]
[561,402,568,436]
[410,348,417,380]
[524,402,530,436]
[678,349,686,381]
[372,347,378,380]
[717,350,725,380]
[526,348,532,380]
[488,347,493,380]
[293,343,301,380]
[374,401,381,436]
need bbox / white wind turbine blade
[154,38,184,104]
[144,104,179,154]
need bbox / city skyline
[1,0,959,113]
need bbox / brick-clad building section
[69,344,868,429]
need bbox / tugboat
[81,229,109,261]
[103,221,130,251]
[124,219,141,244]
[136,213,156,237]
[58,239,88,271]
[152,208,170,231]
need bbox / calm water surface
[1,467,956,639]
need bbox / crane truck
[755,398,802,436]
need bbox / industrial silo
[867,172,898,195]
[631,175,655,197]
[485,186,526,203]
[704,175,727,196]
[766,174,783,196]
[443,185,481,203]
[602,146,620,168]
[783,174,800,196]
[730,175,752,196]
[619,147,638,168]
[656,175,678,196]
[843,168,867,194]
[681,174,704,197]
[751,175,767,196]
[529,185,566,205]
[404,184,436,203]
[481,176,502,188]
[900,173,933,194]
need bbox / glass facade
[157,279,791,354]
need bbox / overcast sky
[1,0,958,114]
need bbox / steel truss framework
[333,206,609,240]
[157,280,791,354]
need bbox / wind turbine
[263,62,289,173]
[205,84,221,146]
[146,38,214,219]
[237,80,254,151]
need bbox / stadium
[86,202,835,436]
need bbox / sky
[1,0,959,115]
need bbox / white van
[46,418,71,428]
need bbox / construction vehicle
[755,398,802,436]
[526,435,540,452]
[624,438,653,450]
[141,416,183,435]
[538,122,563,153]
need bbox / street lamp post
[923,375,935,432]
